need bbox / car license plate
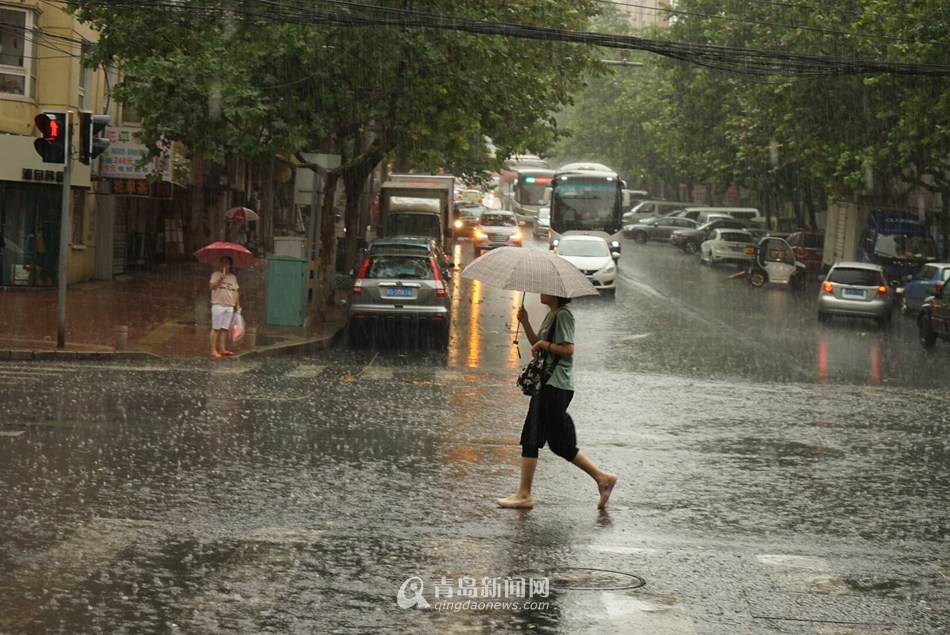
[843,288,866,298]
[729,246,743,252]
[385,287,413,298]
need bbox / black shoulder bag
[516,310,561,397]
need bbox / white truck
[378,175,455,249]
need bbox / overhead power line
[74,0,950,78]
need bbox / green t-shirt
[538,307,575,391]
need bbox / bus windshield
[550,179,622,234]
[515,177,552,206]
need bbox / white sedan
[700,229,757,265]
[554,234,619,296]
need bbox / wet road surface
[1,235,948,633]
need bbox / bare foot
[597,475,618,509]
[497,495,534,509]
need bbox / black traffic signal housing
[33,111,69,164]
[79,112,111,164]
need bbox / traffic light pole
[56,132,71,348]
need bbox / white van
[623,200,692,224]
[689,207,764,225]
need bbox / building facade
[0,1,110,286]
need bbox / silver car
[347,245,451,347]
[818,261,894,326]
[474,211,523,255]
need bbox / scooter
[732,237,807,289]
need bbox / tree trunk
[314,171,339,322]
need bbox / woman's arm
[517,307,538,345]
[532,339,574,356]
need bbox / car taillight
[352,257,370,295]
[431,257,446,298]
[877,285,888,296]
[936,282,944,293]
[822,281,833,293]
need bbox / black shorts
[520,384,578,461]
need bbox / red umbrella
[194,241,257,269]
[225,206,261,222]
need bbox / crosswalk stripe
[286,364,326,378]
[0,518,155,632]
[756,554,844,593]
[176,528,320,630]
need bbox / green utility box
[265,256,309,326]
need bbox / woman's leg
[217,329,229,354]
[210,328,219,356]
[498,457,538,508]
[571,451,618,509]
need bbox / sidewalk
[0,260,345,360]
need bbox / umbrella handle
[513,292,525,359]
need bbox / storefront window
[0,8,31,97]
[0,183,60,286]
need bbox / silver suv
[347,242,451,348]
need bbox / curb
[239,328,343,359]
[0,350,164,362]
[0,326,344,362]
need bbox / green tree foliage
[554,0,950,237]
[67,0,602,306]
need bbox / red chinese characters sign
[111,178,173,199]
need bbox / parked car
[622,200,692,224]
[685,207,764,225]
[898,262,950,315]
[623,216,698,244]
[533,206,551,238]
[817,261,894,326]
[785,230,824,276]
[554,234,619,296]
[917,278,950,349]
[743,237,807,288]
[453,203,484,238]
[671,218,767,255]
[473,211,523,255]
[700,229,757,265]
[347,241,451,347]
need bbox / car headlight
[454,219,463,229]
[602,263,617,275]
[512,231,523,241]
[474,229,486,239]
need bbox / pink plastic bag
[229,308,245,343]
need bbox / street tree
[68,0,601,312]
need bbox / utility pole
[56,114,73,348]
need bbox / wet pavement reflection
[1,237,949,633]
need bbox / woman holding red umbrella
[209,256,240,359]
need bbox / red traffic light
[33,111,68,164]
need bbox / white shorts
[211,304,234,330]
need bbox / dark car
[623,216,698,244]
[898,262,950,315]
[917,278,950,349]
[453,203,484,239]
[347,240,451,348]
[785,230,824,276]
[670,218,766,255]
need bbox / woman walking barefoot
[497,294,617,510]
